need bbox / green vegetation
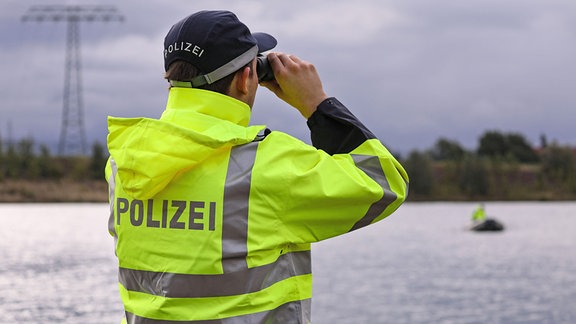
[403,131,576,201]
[1,130,575,202]
[0,137,108,202]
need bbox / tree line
[1,131,575,201]
[0,137,107,181]
[402,131,576,201]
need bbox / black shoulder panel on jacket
[306,98,376,155]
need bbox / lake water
[0,202,574,323]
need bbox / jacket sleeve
[251,98,409,244]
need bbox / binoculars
[256,54,274,82]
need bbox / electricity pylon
[22,5,123,156]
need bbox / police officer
[106,10,409,323]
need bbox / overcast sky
[1,0,575,155]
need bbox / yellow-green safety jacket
[106,87,409,323]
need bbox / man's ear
[234,66,251,95]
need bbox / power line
[22,5,123,156]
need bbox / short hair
[164,60,253,95]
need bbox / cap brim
[253,32,277,53]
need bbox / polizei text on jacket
[115,198,216,231]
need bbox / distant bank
[0,180,108,203]
[1,179,574,203]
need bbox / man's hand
[260,52,328,119]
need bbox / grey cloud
[1,0,575,155]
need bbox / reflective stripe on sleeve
[349,154,398,231]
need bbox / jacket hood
[107,88,265,199]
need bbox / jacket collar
[163,87,251,127]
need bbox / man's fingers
[269,52,302,69]
[287,54,303,64]
[278,54,305,68]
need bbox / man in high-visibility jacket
[472,204,487,222]
[106,10,409,323]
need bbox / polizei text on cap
[164,42,205,58]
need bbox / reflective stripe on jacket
[106,87,408,323]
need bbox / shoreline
[0,179,108,203]
[1,179,574,203]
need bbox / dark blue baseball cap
[164,10,277,87]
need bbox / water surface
[0,202,574,323]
